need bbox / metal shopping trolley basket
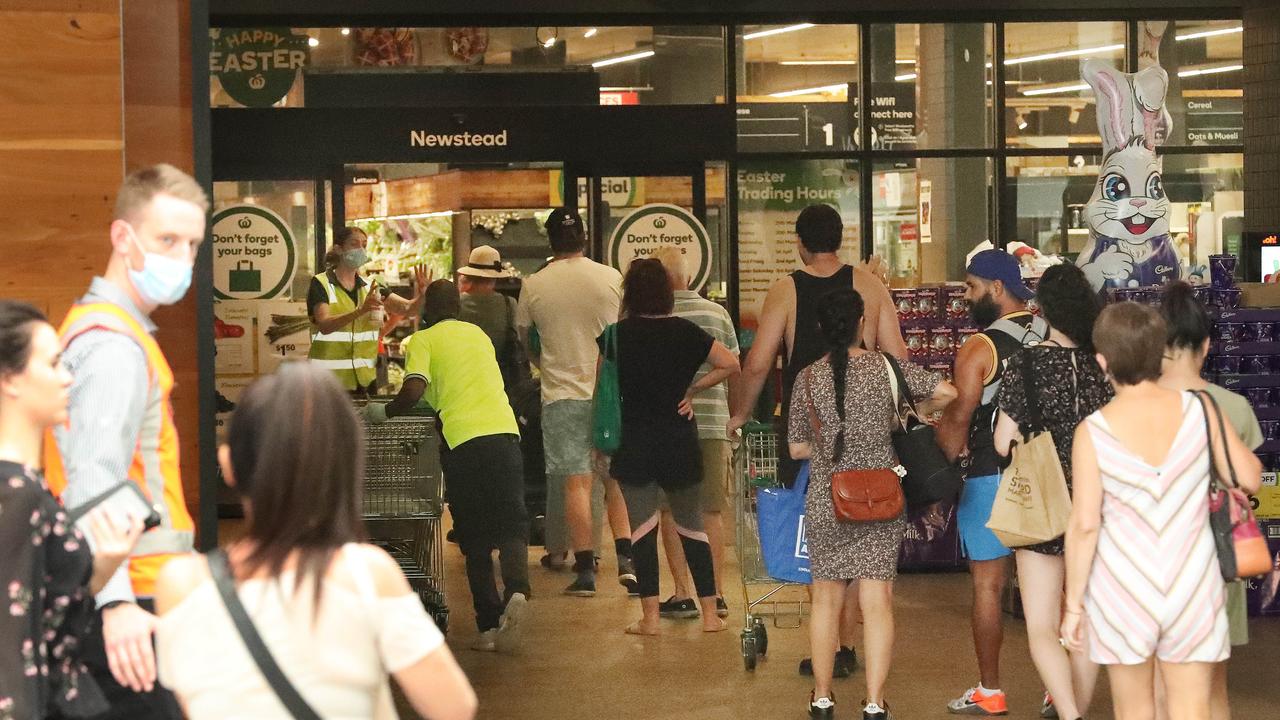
[735,422,809,671]
[361,410,448,632]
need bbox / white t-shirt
[157,545,443,719]
[516,256,622,404]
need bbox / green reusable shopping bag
[592,323,623,454]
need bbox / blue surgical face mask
[343,248,370,268]
[126,224,193,306]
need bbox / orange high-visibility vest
[44,302,195,597]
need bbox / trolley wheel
[432,608,450,635]
[741,634,759,671]
[752,619,769,657]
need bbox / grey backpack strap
[987,316,1046,346]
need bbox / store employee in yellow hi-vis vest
[43,164,208,720]
[306,227,429,395]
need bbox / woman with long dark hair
[992,263,1112,720]
[154,363,476,720]
[602,258,739,636]
[788,288,955,720]
[0,300,142,718]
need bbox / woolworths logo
[410,130,509,148]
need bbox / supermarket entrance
[208,104,732,524]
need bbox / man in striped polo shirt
[653,246,739,619]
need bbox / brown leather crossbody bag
[805,365,905,523]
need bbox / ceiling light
[308,37,319,47]
[779,60,857,65]
[340,28,350,36]
[743,24,816,41]
[591,50,655,68]
[1176,26,1242,41]
[1022,82,1091,96]
[896,59,915,64]
[770,83,848,99]
[1005,43,1124,66]
[1016,113,1028,130]
[543,38,557,48]
[895,73,917,81]
[584,28,598,38]
[1178,64,1243,78]
[1069,107,1082,124]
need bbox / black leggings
[619,482,716,599]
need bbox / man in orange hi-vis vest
[45,164,207,719]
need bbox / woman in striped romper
[1061,303,1262,720]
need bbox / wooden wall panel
[0,4,123,318]
[123,0,201,525]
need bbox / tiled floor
[425,541,1280,719]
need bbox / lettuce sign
[607,204,712,291]
[210,28,310,107]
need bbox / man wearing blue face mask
[307,227,426,395]
[44,164,208,720]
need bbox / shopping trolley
[735,422,809,671]
[362,410,449,633]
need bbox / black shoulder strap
[1021,351,1046,433]
[883,353,918,417]
[208,550,322,720]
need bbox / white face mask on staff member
[111,192,207,310]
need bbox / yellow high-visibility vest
[308,272,379,390]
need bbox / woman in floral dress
[0,301,140,718]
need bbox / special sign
[210,27,310,107]
[607,204,712,291]
[212,206,297,301]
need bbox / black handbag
[884,354,964,512]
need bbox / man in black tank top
[935,250,1047,716]
[729,204,907,691]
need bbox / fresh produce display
[472,211,520,238]
[264,313,311,344]
[354,215,452,286]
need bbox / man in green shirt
[366,280,529,652]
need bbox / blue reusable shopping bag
[756,460,811,584]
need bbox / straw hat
[457,245,509,278]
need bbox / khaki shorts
[662,438,731,514]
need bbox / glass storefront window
[211,26,725,108]
[874,158,991,285]
[736,24,859,152]
[866,24,994,149]
[209,180,320,442]
[1004,22,1126,148]
[1005,152,1242,271]
[1145,20,1244,146]
[736,159,861,325]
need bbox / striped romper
[1081,392,1230,665]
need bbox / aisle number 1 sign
[212,205,297,300]
[607,204,713,291]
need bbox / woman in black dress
[0,301,141,718]
[600,259,739,636]
[993,264,1112,720]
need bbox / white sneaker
[471,629,498,652]
[495,593,529,653]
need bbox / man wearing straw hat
[457,245,529,395]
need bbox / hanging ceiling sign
[210,27,310,107]
[607,203,712,291]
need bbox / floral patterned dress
[0,461,106,719]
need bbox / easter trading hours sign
[212,206,297,301]
[607,204,712,291]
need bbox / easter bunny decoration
[1075,59,1180,292]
